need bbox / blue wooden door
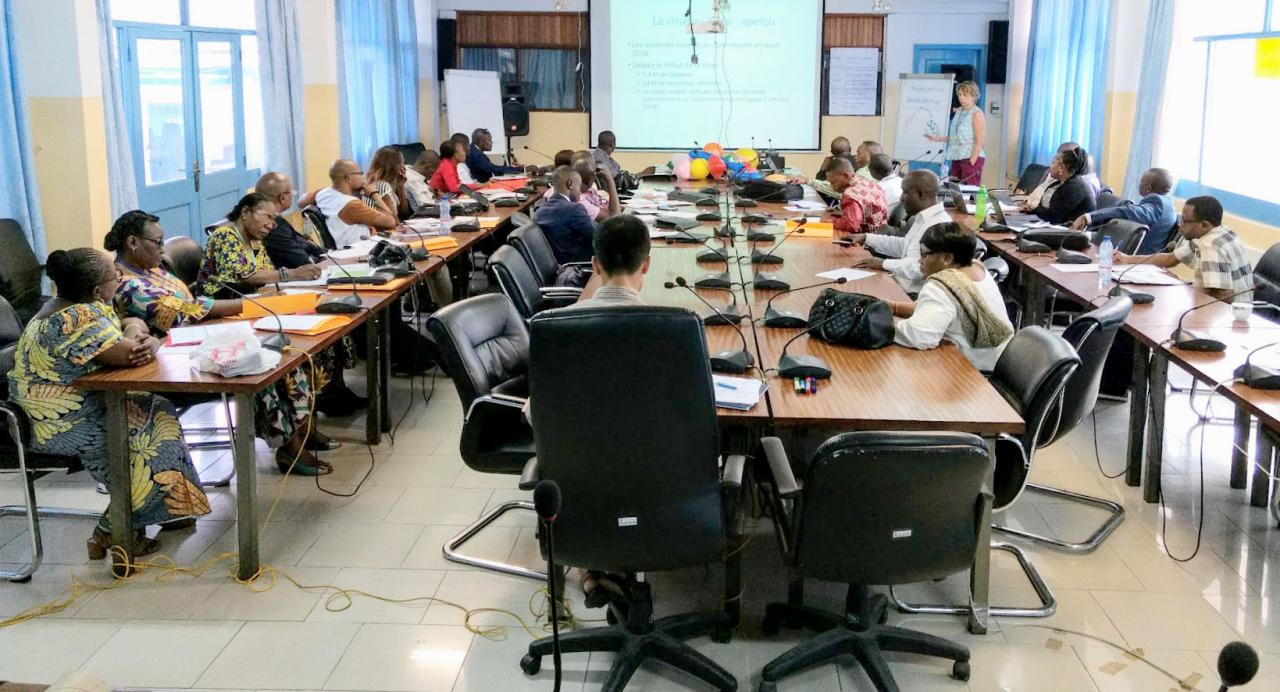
[913,45,987,109]
[191,33,249,230]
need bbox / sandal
[581,570,628,609]
[87,526,160,561]
[304,429,342,452]
[276,448,333,476]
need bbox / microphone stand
[760,277,849,328]
[1170,286,1258,352]
[671,276,754,373]
[666,280,744,325]
[217,282,291,352]
[318,251,365,314]
[776,297,869,379]
[1108,253,1161,305]
[1235,337,1280,389]
[532,481,563,692]
[751,227,805,265]
[665,235,730,265]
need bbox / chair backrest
[507,222,560,286]
[1253,243,1280,313]
[794,431,990,584]
[392,142,427,167]
[0,219,44,316]
[973,237,987,261]
[987,326,1081,508]
[528,306,725,573]
[1041,297,1133,446]
[509,212,532,228]
[203,217,229,236]
[300,205,337,250]
[0,296,21,378]
[162,236,204,287]
[487,244,545,320]
[888,201,908,229]
[1016,163,1049,192]
[425,293,528,409]
[1093,218,1147,255]
[1095,191,1121,210]
[983,256,1010,283]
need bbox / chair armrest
[761,437,801,497]
[538,287,583,297]
[721,454,746,490]
[518,456,540,490]
[563,261,593,269]
[465,393,526,419]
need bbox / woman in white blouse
[888,222,1014,371]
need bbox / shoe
[276,448,333,476]
[158,516,197,532]
[316,388,368,417]
[305,429,342,451]
[87,526,160,560]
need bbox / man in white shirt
[844,170,947,294]
[869,154,902,206]
[299,159,398,248]
[403,150,439,211]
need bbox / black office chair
[1253,243,1280,318]
[0,219,51,324]
[887,202,909,230]
[995,298,1132,553]
[300,205,338,250]
[508,211,532,228]
[1095,191,1121,211]
[392,142,426,167]
[1093,218,1147,255]
[162,236,204,288]
[1014,164,1049,193]
[507,222,591,299]
[425,294,539,579]
[519,306,744,692]
[0,296,20,375]
[983,257,1010,283]
[891,326,1078,622]
[756,432,987,690]
[487,245,576,321]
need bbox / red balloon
[707,155,727,179]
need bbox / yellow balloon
[689,157,709,180]
[736,147,759,168]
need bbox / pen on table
[808,376,818,394]
[715,381,738,391]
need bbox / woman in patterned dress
[106,210,341,476]
[8,248,209,559]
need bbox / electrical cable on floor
[1092,406,1126,479]
[1000,624,1201,690]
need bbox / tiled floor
[2,370,1280,691]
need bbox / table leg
[1231,407,1251,490]
[232,392,259,581]
[365,311,382,446]
[1143,352,1169,504]
[104,390,132,578]
[1251,428,1274,508]
[968,437,995,635]
[380,307,391,435]
[1126,341,1151,487]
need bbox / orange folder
[326,276,414,293]
[235,292,320,319]
[786,219,835,238]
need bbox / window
[455,12,589,111]
[111,0,255,30]
[820,15,885,116]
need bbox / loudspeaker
[503,90,530,137]
[987,20,1008,84]
[437,19,456,80]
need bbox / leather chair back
[426,293,528,409]
[487,244,545,319]
[162,236,204,287]
[1093,218,1147,255]
[0,219,45,320]
[509,212,532,229]
[1096,191,1121,211]
[988,326,1081,508]
[508,222,560,287]
[392,142,427,167]
[300,206,337,250]
[1016,164,1049,193]
[528,306,725,573]
[0,296,22,377]
[983,257,1010,283]
[795,431,989,584]
[1253,243,1280,314]
[888,202,908,229]
[1041,297,1133,446]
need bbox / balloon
[703,142,724,157]
[674,158,692,179]
[707,155,726,179]
[671,152,690,169]
[736,147,759,167]
[689,149,711,159]
[689,157,709,180]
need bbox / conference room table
[634,179,1024,633]
[73,198,535,580]
[969,217,1280,525]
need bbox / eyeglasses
[919,250,940,258]
[138,236,164,248]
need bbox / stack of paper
[167,322,255,346]
[816,267,875,282]
[784,200,829,212]
[1117,265,1185,286]
[713,375,767,411]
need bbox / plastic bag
[192,326,280,377]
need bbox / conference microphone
[533,480,564,692]
[522,145,555,162]
[1234,340,1280,389]
[776,296,872,379]
[1108,253,1159,305]
[317,252,365,314]
[665,235,730,264]
[1216,641,1259,691]
[216,282,291,352]
[1169,286,1258,352]
[671,276,754,373]
[665,279,744,325]
[751,222,807,265]
[760,277,849,328]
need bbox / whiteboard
[828,48,879,116]
[893,73,955,162]
[443,69,508,156]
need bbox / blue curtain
[0,0,45,258]
[1017,0,1113,175]
[256,0,307,192]
[1121,0,1173,200]
[335,0,418,167]
[461,47,501,73]
[520,49,575,110]
[95,0,139,216]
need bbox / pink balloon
[674,159,692,179]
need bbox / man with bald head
[255,171,325,268]
[1070,167,1177,254]
[845,169,948,293]
[855,141,884,179]
[465,127,529,183]
[828,157,889,236]
[816,136,854,182]
[299,159,398,248]
[572,158,621,221]
[533,165,597,264]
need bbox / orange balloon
[707,155,727,179]
[703,142,724,157]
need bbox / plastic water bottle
[1098,235,1114,289]
[439,194,452,223]
[974,185,988,226]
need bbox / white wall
[1107,0,1148,92]
[300,0,339,86]
[14,0,99,98]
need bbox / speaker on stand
[502,85,530,166]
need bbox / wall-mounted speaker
[437,18,456,80]
[987,20,1008,85]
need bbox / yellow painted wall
[1101,91,1137,191]
[303,84,342,194]
[26,96,113,252]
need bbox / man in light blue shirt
[1071,167,1177,254]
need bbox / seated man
[1115,195,1253,301]
[591,130,656,183]
[869,153,902,206]
[846,170,949,294]
[572,159,621,221]
[299,159,398,248]
[533,165,597,264]
[465,127,528,183]
[827,157,889,236]
[403,150,440,212]
[855,140,884,179]
[815,136,854,182]
[571,214,650,309]
[1070,167,1176,254]
[255,171,324,267]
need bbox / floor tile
[324,624,473,691]
[371,454,463,488]
[422,570,548,628]
[192,567,339,621]
[452,630,589,692]
[298,523,424,569]
[306,568,446,624]
[1092,590,1240,651]
[401,524,521,572]
[75,571,222,621]
[0,619,122,683]
[198,520,327,567]
[195,621,359,689]
[997,589,1126,648]
[1074,644,1214,692]
[384,487,493,526]
[964,641,1096,691]
[1203,593,1280,654]
[80,620,244,688]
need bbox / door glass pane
[241,36,266,172]
[136,38,187,185]
[197,41,237,174]
[111,0,179,24]
[188,0,256,30]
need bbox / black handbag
[806,288,895,349]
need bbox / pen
[715,381,738,391]
[808,376,818,394]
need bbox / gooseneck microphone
[217,282,290,352]
[533,480,563,692]
[666,235,730,264]
[670,276,754,373]
[521,145,555,162]
[317,251,365,314]
[751,220,807,265]
[1170,286,1257,352]
[666,279,744,325]
[761,277,849,328]
[1216,641,1258,691]
[1108,252,1159,305]
[776,297,867,379]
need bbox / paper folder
[785,219,835,238]
[235,292,320,319]
[251,314,352,336]
[326,276,414,293]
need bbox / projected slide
[590,0,823,150]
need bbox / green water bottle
[975,185,988,225]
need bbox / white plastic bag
[192,325,280,377]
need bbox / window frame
[457,45,588,112]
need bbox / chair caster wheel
[520,653,541,675]
[761,614,780,636]
[952,660,970,681]
[758,681,777,692]
[8,575,31,584]
[712,625,732,643]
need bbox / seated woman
[368,146,412,220]
[107,210,340,475]
[8,248,210,558]
[196,192,367,419]
[889,222,1014,371]
[1019,147,1096,225]
[428,139,467,197]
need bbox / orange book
[326,276,414,293]
[786,219,835,238]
